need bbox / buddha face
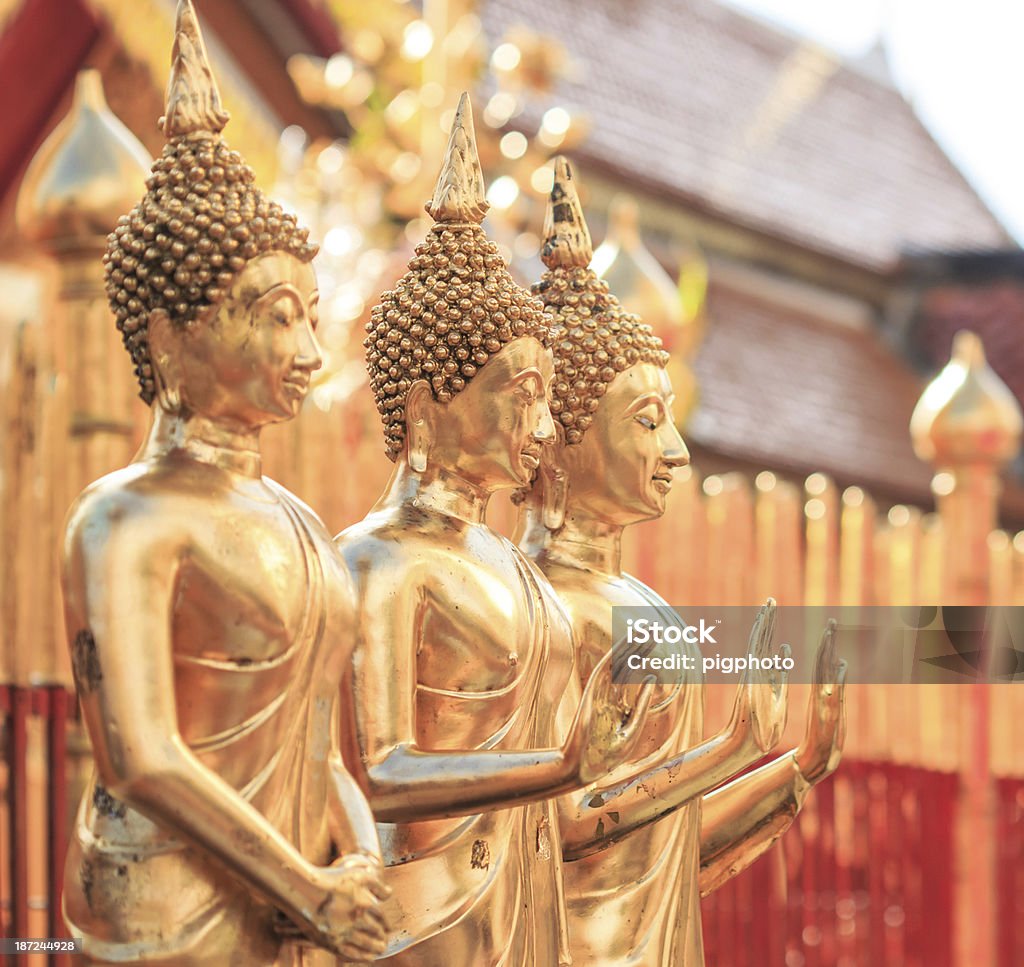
[561,362,689,525]
[414,336,555,492]
[169,251,322,427]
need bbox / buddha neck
[139,406,263,479]
[383,461,492,525]
[527,506,625,577]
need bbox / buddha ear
[148,308,185,414]
[405,380,435,473]
[540,423,569,531]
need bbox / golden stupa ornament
[591,192,705,418]
[910,329,1023,468]
[62,2,390,962]
[364,92,552,461]
[16,69,152,249]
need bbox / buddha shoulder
[334,513,437,589]
[63,460,237,562]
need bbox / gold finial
[425,92,488,224]
[16,70,151,249]
[159,0,229,139]
[541,156,592,270]
[910,330,1023,467]
[591,191,706,368]
[591,194,682,331]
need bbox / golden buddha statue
[336,94,653,966]
[515,157,848,966]
[61,3,389,963]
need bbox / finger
[777,642,792,700]
[747,603,766,654]
[814,619,838,686]
[632,677,656,724]
[755,600,777,662]
[837,659,848,747]
[367,877,393,902]
[338,937,388,961]
[273,923,306,939]
[272,911,306,937]
[350,913,387,943]
[355,897,389,931]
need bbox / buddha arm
[698,750,811,897]
[557,688,762,859]
[699,624,846,894]
[63,496,334,930]
[340,556,580,824]
[328,754,382,860]
[324,594,383,862]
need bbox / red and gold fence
[0,686,77,967]
[703,761,960,967]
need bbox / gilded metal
[16,69,151,251]
[337,96,654,966]
[910,329,1023,468]
[61,3,389,963]
[516,157,847,966]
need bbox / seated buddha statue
[334,95,653,967]
[515,157,848,966]
[61,3,389,963]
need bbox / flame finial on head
[104,0,316,405]
[541,156,592,269]
[531,160,667,445]
[365,93,552,461]
[425,92,489,224]
[159,0,230,139]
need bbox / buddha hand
[567,646,656,786]
[796,619,847,784]
[274,854,391,961]
[730,598,791,755]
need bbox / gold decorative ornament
[61,3,390,963]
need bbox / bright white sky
[720,0,1024,243]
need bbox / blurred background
[0,0,1022,964]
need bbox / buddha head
[521,157,689,529]
[103,0,320,424]
[365,93,555,491]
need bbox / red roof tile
[482,0,1011,272]
[687,281,934,498]
[914,281,1024,409]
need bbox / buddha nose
[661,421,690,468]
[296,318,323,372]
[533,399,556,445]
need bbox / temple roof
[688,278,933,501]
[481,0,1012,273]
